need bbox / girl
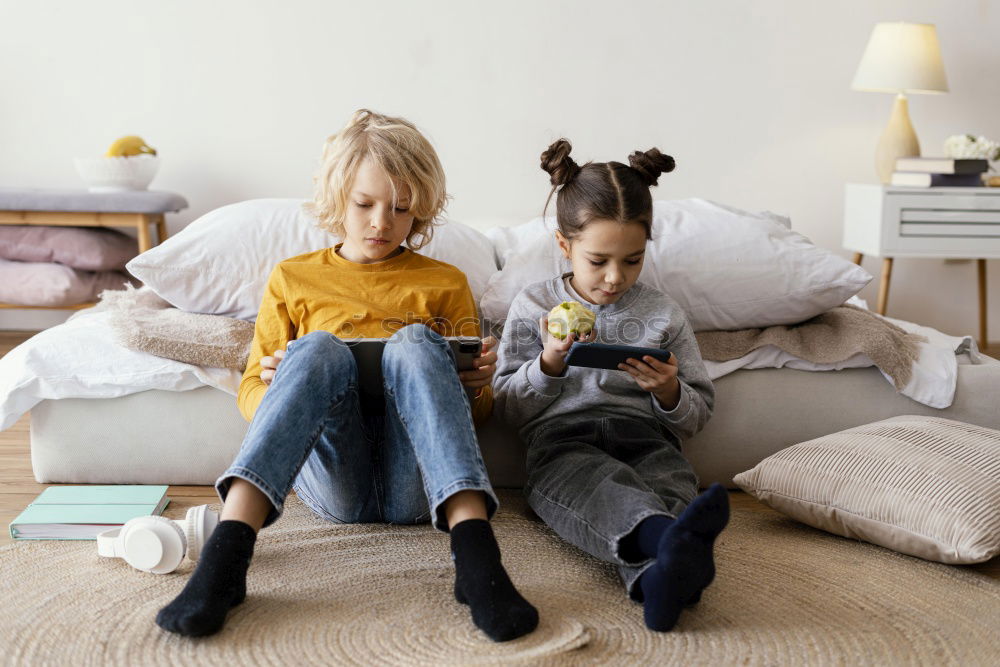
[156,110,538,642]
[493,139,729,632]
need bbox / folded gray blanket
[99,285,254,370]
[694,304,927,390]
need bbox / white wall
[2,0,998,338]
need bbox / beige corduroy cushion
[733,415,1000,564]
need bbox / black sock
[451,519,539,642]
[155,519,257,637]
[639,483,729,632]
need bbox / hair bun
[540,139,581,187]
[628,148,675,186]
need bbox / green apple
[546,301,596,340]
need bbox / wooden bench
[0,188,187,310]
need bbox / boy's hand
[539,314,596,377]
[619,353,681,410]
[260,348,285,385]
[459,336,497,390]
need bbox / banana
[105,136,157,157]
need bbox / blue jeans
[216,325,498,532]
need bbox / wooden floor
[1,330,996,579]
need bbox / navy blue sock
[155,519,256,637]
[451,519,539,642]
[638,483,729,632]
[634,515,674,559]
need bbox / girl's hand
[539,314,596,377]
[459,336,497,390]
[260,348,286,385]
[619,353,681,410]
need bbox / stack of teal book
[8,485,169,540]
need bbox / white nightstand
[843,183,1000,347]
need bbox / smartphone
[564,342,671,370]
[343,336,482,397]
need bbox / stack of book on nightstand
[891,157,988,187]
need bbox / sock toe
[673,483,730,539]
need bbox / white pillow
[126,199,498,321]
[479,199,871,331]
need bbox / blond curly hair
[305,109,448,249]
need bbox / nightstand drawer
[900,209,1000,224]
[900,223,1000,237]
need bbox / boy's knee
[292,331,345,353]
[286,331,353,371]
[384,324,445,360]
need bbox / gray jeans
[524,416,700,597]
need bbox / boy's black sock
[155,519,257,637]
[451,519,539,642]
[639,483,729,632]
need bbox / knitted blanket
[99,285,254,370]
[694,304,927,390]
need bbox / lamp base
[875,93,920,184]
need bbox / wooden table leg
[155,214,169,244]
[137,214,152,253]
[852,252,863,265]
[876,257,893,315]
[978,259,988,349]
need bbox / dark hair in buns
[540,139,581,186]
[627,148,675,187]
[540,139,674,240]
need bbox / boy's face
[338,157,415,264]
[557,219,647,305]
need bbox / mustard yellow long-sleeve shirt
[238,244,493,425]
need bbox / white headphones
[97,505,219,574]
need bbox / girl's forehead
[574,220,647,252]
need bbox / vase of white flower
[945,135,1000,186]
[944,135,999,162]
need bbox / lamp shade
[851,22,948,94]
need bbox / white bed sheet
[0,306,242,431]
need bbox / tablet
[343,336,482,398]
[564,342,671,370]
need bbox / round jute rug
[1,491,997,665]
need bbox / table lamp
[851,22,949,183]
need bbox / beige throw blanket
[694,305,927,390]
[100,285,254,370]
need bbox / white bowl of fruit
[74,136,160,192]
